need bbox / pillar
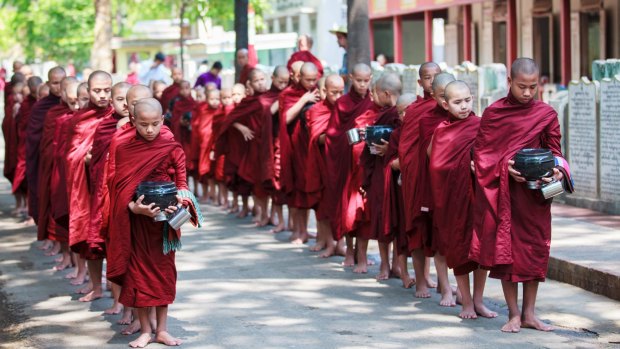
[463,4,472,62]
[393,15,403,63]
[506,0,517,72]
[560,0,571,86]
[424,10,433,62]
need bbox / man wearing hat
[140,52,173,85]
[329,25,348,83]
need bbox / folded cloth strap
[554,156,574,194]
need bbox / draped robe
[170,96,196,170]
[160,83,180,114]
[2,93,17,183]
[287,51,324,77]
[190,103,220,179]
[469,92,572,282]
[306,99,334,220]
[429,113,480,275]
[381,127,407,253]
[12,94,36,194]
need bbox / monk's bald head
[47,66,67,97]
[300,62,319,91]
[134,98,164,141]
[396,93,418,117]
[77,83,89,109]
[272,65,290,91]
[324,74,345,105]
[127,84,153,117]
[248,69,267,94]
[290,61,304,84]
[431,72,455,104]
[349,63,372,96]
[510,57,539,79]
[37,84,50,100]
[419,62,441,77]
[442,80,474,119]
[87,71,113,108]
[376,73,402,95]
[352,63,372,76]
[135,98,162,118]
[301,62,318,77]
[171,67,183,84]
[27,76,43,97]
[87,70,112,87]
[63,78,81,111]
[10,72,25,84]
[206,88,221,109]
[444,80,471,101]
[418,62,442,94]
[236,48,249,67]
[48,66,66,80]
[112,82,131,97]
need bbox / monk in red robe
[12,76,42,218]
[279,62,321,243]
[429,80,497,319]
[152,80,167,107]
[2,73,25,190]
[37,77,79,269]
[306,74,344,256]
[192,88,220,202]
[470,58,572,332]
[286,35,324,77]
[159,68,183,115]
[37,84,50,101]
[65,71,114,302]
[169,80,196,187]
[111,98,202,347]
[381,93,418,288]
[325,63,374,268]
[236,48,255,85]
[26,66,65,233]
[77,82,90,109]
[359,73,402,278]
[398,62,441,297]
[210,88,234,208]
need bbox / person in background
[195,61,223,90]
[139,52,172,86]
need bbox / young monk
[306,74,345,256]
[211,88,233,208]
[112,98,202,347]
[77,83,90,109]
[193,88,221,203]
[152,80,166,103]
[264,66,290,233]
[398,62,442,297]
[382,93,419,288]
[37,83,50,100]
[160,68,184,114]
[279,62,321,243]
[26,66,66,232]
[470,58,572,332]
[429,80,497,319]
[87,82,131,310]
[358,73,402,278]
[324,63,374,268]
[3,73,25,190]
[169,81,196,183]
[65,71,115,302]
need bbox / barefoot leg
[118,306,133,325]
[79,259,103,302]
[353,239,369,274]
[342,236,355,267]
[375,242,390,280]
[104,282,124,315]
[521,281,553,331]
[398,252,415,288]
[71,254,88,286]
[455,273,477,319]
[291,208,309,244]
[128,308,153,348]
[270,204,285,233]
[472,269,497,318]
[154,306,182,346]
[38,239,53,251]
[310,216,327,252]
[45,241,61,256]
[318,221,336,257]
[54,243,73,271]
[412,249,431,298]
[500,280,522,333]
[435,254,455,307]
[122,308,141,334]
[424,257,437,288]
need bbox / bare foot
[426,277,437,288]
[342,250,355,267]
[402,278,415,289]
[255,216,270,227]
[309,241,326,252]
[521,315,553,332]
[289,232,300,242]
[45,245,60,256]
[336,244,347,257]
[375,262,390,280]
[79,289,102,302]
[38,240,52,250]
[319,245,336,258]
[54,255,63,263]
[290,238,306,245]
[122,319,141,335]
[236,209,248,218]
[415,285,431,298]
[439,292,456,307]
[129,333,153,348]
[65,270,77,279]
[459,304,478,319]
[75,283,92,294]
[104,302,123,315]
[117,309,133,325]
[353,262,368,274]
[501,316,522,333]
[53,258,73,271]
[270,223,285,234]
[155,331,182,346]
[71,275,88,286]
[474,303,498,318]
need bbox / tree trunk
[180,1,187,74]
[234,0,249,82]
[91,0,113,72]
[347,0,371,68]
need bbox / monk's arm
[285,91,317,124]
[426,135,433,157]
[318,134,326,145]
[270,101,279,115]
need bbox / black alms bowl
[135,181,178,209]
[365,125,393,146]
[513,148,555,181]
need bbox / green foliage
[2,0,95,69]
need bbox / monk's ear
[442,100,449,110]
[507,76,512,87]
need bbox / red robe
[397,92,436,252]
[261,88,286,204]
[12,94,37,194]
[191,103,219,178]
[381,128,407,253]
[2,93,17,183]
[278,84,319,208]
[66,105,114,258]
[324,90,373,239]
[210,104,235,182]
[287,51,324,77]
[160,83,180,114]
[37,103,71,242]
[429,113,480,275]
[306,99,334,220]
[107,127,197,292]
[170,96,196,170]
[86,112,124,256]
[470,92,569,282]
[238,64,255,85]
[26,94,61,222]
[360,106,401,242]
[50,112,76,233]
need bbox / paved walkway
[1,180,619,348]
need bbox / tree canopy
[0,0,267,69]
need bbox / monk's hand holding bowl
[540,167,563,184]
[372,139,389,157]
[164,195,184,214]
[129,195,161,218]
[507,160,526,183]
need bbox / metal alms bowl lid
[136,181,178,195]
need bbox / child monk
[160,67,184,114]
[324,63,374,268]
[195,89,223,204]
[211,88,234,208]
[470,58,572,332]
[429,80,497,319]
[221,83,247,215]
[112,98,202,347]
[169,81,197,189]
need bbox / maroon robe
[306,99,334,220]
[2,93,17,183]
[37,103,71,241]
[278,84,319,208]
[360,106,401,242]
[238,64,255,86]
[12,94,36,194]
[160,83,180,114]
[287,51,324,77]
[170,96,196,170]
[429,113,480,275]
[26,94,61,222]
[191,103,220,178]
[66,105,114,258]
[397,92,436,252]
[381,128,407,253]
[324,90,373,239]
[50,112,75,233]
[470,92,570,282]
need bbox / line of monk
[1,52,572,343]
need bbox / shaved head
[376,73,402,95]
[396,93,417,109]
[63,78,80,111]
[127,84,154,118]
[324,74,345,104]
[291,61,304,84]
[249,68,266,81]
[47,66,67,97]
[510,57,539,79]
[419,62,441,77]
[325,74,344,89]
[352,63,372,76]
[135,97,163,116]
[444,80,471,101]
[112,82,131,96]
[134,98,164,141]
[431,72,456,91]
[48,66,66,80]
[300,62,318,76]
[27,76,43,95]
[87,70,112,87]
[273,65,289,79]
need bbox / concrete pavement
[1,179,619,348]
